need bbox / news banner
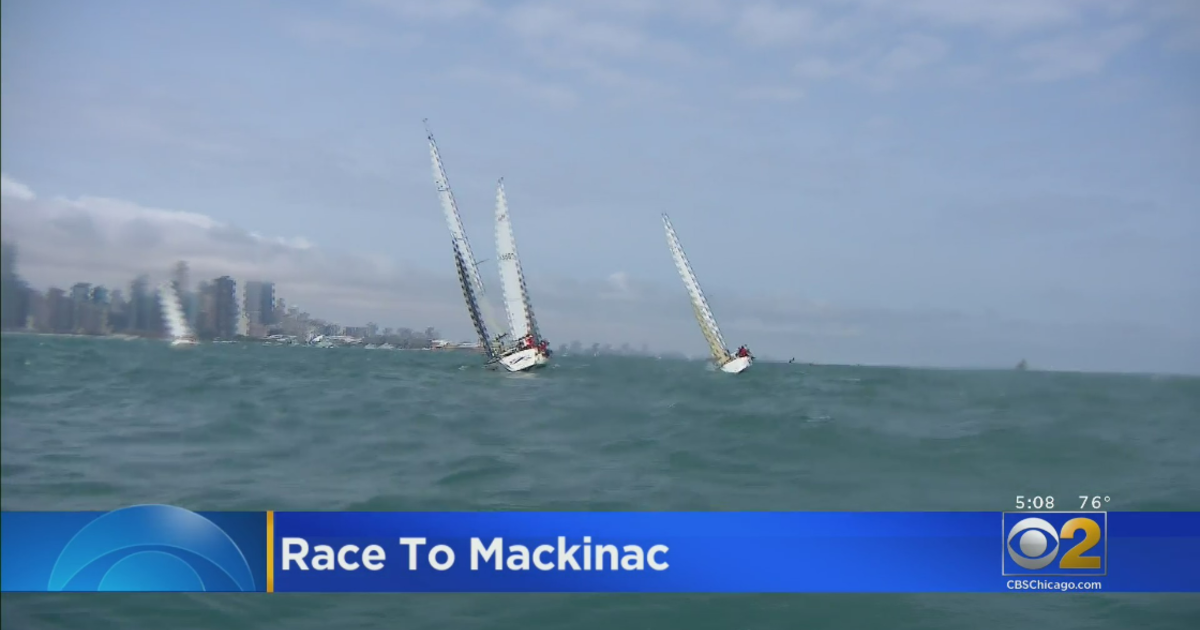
[2,496,1197,593]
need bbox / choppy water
[2,334,1198,629]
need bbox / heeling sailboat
[661,214,752,374]
[493,178,551,372]
[425,119,509,365]
[157,281,198,348]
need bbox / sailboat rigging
[493,178,551,372]
[158,280,198,348]
[662,214,752,374]
[425,120,509,365]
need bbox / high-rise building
[46,288,71,332]
[91,286,109,305]
[0,241,29,329]
[212,276,238,339]
[130,275,150,332]
[243,281,276,327]
[172,261,189,294]
[196,280,215,338]
[235,279,249,337]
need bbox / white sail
[662,214,732,365]
[157,281,195,341]
[425,120,507,346]
[494,178,540,342]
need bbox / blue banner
[2,506,1197,593]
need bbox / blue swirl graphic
[46,504,256,592]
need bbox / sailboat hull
[719,356,752,374]
[170,338,199,348]
[497,348,550,372]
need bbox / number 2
[1059,518,1102,569]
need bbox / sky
[1,0,1197,374]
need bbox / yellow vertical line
[266,511,275,593]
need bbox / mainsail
[494,178,540,342]
[425,119,508,351]
[158,281,195,341]
[662,214,732,365]
[452,243,497,361]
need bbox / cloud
[444,67,580,109]
[282,16,420,50]
[355,0,494,20]
[794,57,847,80]
[357,0,695,106]
[1,175,458,330]
[850,0,1092,34]
[1,173,36,201]
[735,3,818,47]
[1016,24,1145,82]
[736,85,805,103]
[788,33,947,91]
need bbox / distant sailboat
[493,178,550,372]
[158,281,198,348]
[661,214,752,374]
[1016,359,1028,371]
[426,119,508,367]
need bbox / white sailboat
[493,178,551,372]
[662,214,752,374]
[425,119,509,366]
[157,281,199,348]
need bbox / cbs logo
[47,504,257,592]
[1005,516,1104,573]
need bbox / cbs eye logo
[1002,513,1106,576]
[47,504,257,592]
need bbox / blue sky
[1,0,1197,373]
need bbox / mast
[425,119,507,346]
[662,214,731,365]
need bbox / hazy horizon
[2,0,1197,375]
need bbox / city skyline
[1,240,673,356]
[0,241,435,342]
[2,2,1197,374]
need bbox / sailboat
[661,214,752,374]
[157,281,198,348]
[493,178,551,372]
[425,120,509,368]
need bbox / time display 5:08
[1014,496,1055,510]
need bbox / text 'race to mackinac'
[281,537,670,572]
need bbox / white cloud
[735,3,818,47]
[845,0,1097,34]
[794,57,847,80]
[878,33,948,74]
[282,16,420,50]
[1017,24,1145,82]
[444,66,580,109]
[356,0,494,20]
[737,85,805,102]
[1,173,36,201]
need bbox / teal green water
[2,334,1198,629]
